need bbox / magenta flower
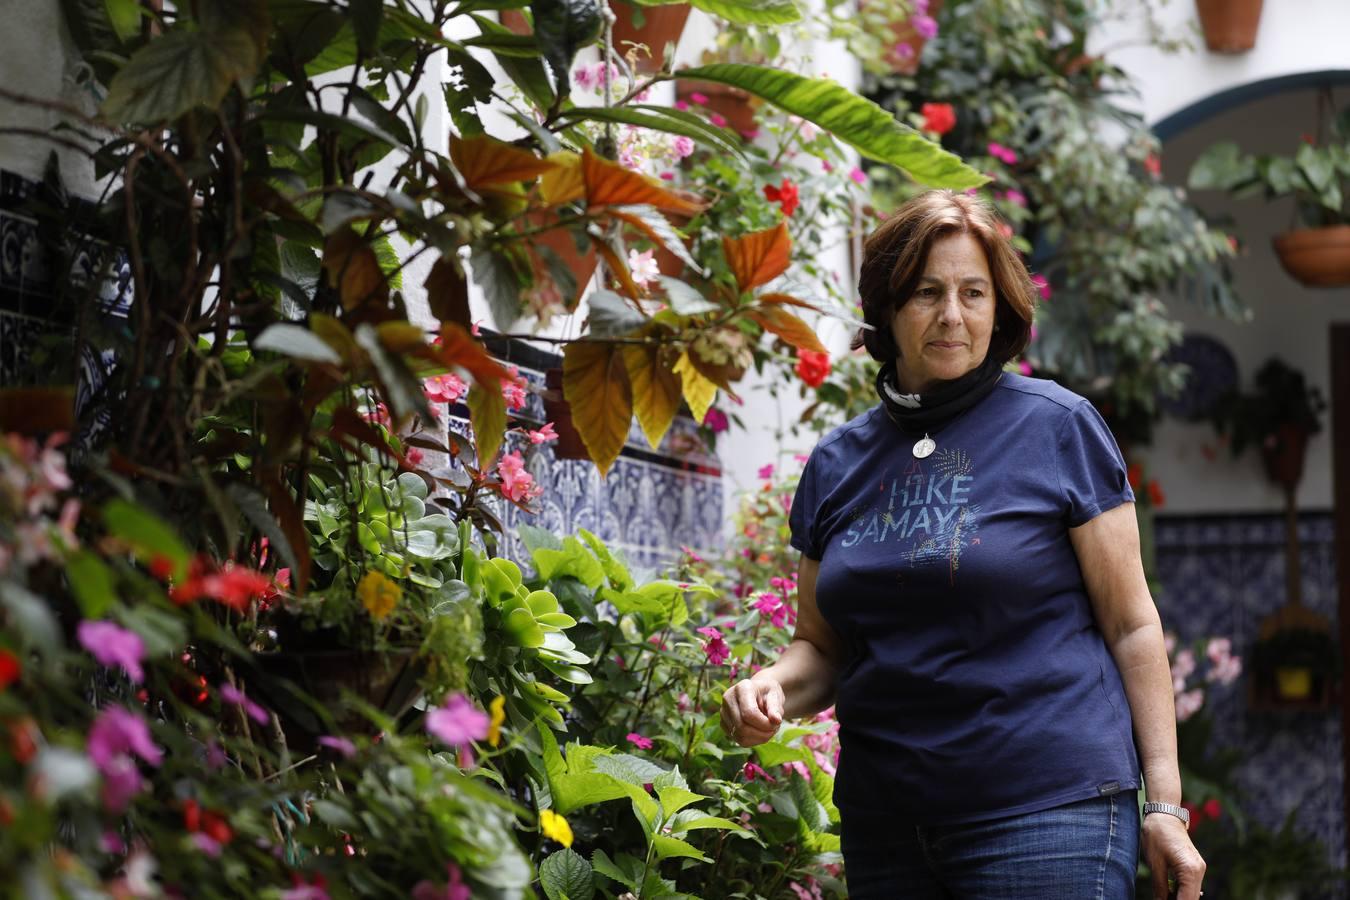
[318,735,357,758]
[674,99,690,111]
[100,755,143,814]
[1003,189,1027,207]
[911,12,938,39]
[77,620,145,684]
[88,707,162,771]
[626,732,654,750]
[220,683,270,726]
[703,408,728,433]
[1018,360,1033,376]
[501,366,528,411]
[689,92,708,105]
[497,450,542,503]
[848,166,867,185]
[426,694,489,749]
[672,136,695,159]
[424,372,468,405]
[742,761,775,782]
[757,464,774,480]
[412,863,471,900]
[987,142,1018,165]
[709,112,728,128]
[696,626,731,666]
[1029,274,1052,300]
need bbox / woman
[719,191,1205,899]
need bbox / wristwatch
[1142,801,1190,827]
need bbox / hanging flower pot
[677,81,757,138]
[876,0,943,75]
[1194,0,1263,53]
[1271,225,1350,287]
[542,367,591,460]
[1259,422,1311,489]
[611,0,691,73]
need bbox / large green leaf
[532,0,602,100]
[554,104,744,158]
[102,499,191,576]
[676,64,986,189]
[470,245,525,330]
[686,0,798,25]
[538,726,629,814]
[539,848,595,900]
[103,25,261,123]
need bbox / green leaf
[519,523,564,554]
[590,850,637,890]
[753,741,810,767]
[103,0,143,42]
[471,15,556,110]
[669,813,745,833]
[534,536,606,588]
[504,606,546,647]
[103,25,260,124]
[659,276,720,315]
[349,0,384,54]
[470,245,525,331]
[65,551,117,618]
[684,0,799,25]
[253,324,342,364]
[598,587,664,618]
[789,771,830,832]
[577,528,632,590]
[532,0,602,99]
[1186,141,1255,192]
[656,786,706,817]
[540,848,595,900]
[591,753,667,786]
[311,799,357,829]
[538,726,630,814]
[651,834,710,862]
[102,499,191,576]
[538,658,594,683]
[587,290,648,338]
[555,104,744,159]
[676,64,986,189]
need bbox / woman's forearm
[751,637,841,721]
[1110,620,1182,804]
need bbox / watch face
[1159,333,1239,422]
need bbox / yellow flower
[539,809,573,847]
[487,695,506,748]
[357,570,401,620]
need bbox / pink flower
[710,112,728,128]
[848,166,867,185]
[703,408,728,433]
[681,545,704,563]
[757,464,774,480]
[672,136,695,159]
[784,760,811,781]
[88,707,163,771]
[573,64,595,89]
[77,620,145,684]
[100,755,144,814]
[892,42,915,61]
[1002,189,1027,207]
[1018,360,1033,376]
[281,880,331,900]
[191,833,223,857]
[911,12,938,39]
[220,683,270,726]
[628,248,660,286]
[659,172,675,181]
[742,761,775,782]
[424,372,468,404]
[696,626,730,666]
[426,694,489,749]
[676,692,691,712]
[987,142,1018,165]
[1207,655,1242,685]
[527,422,559,444]
[1029,274,1052,300]
[497,451,542,503]
[1175,688,1204,722]
[689,92,709,105]
[100,831,126,855]
[1171,647,1196,691]
[626,732,654,750]
[318,736,357,758]
[406,446,425,466]
[674,99,690,111]
[412,863,471,900]
[501,366,528,410]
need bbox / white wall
[1090,4,1350,515]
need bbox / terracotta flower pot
[678,81,757,137]
[1195,0,1263,53]
[1260,423,1310,489]
[870,0,943,74]
[611,1,691,73]
[521,209,598,308]
[542,367,591,460]
[1271,224,1350,287]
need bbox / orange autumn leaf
[723,222,791,293]
[563,341,633,477]
[596,241,643,300]
[540,151,585,206]
[432,323,511,389]
[322,228,388,311]
[581,148,704,215]
[744,305,826,354]
[622,344,682,450]
[759,292,823,314]
[449,135,560,192]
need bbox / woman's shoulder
[993,372,1090,414]
[812,406,886,460]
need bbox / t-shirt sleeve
[1056,400,1135,527]
[788,450,825,558]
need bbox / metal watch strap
[1142,801,1190,826]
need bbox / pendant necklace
[912,434,936,459]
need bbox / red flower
[1126,463,1143,490]
[8,718,38,764]
[170,557,275,612]
[1201,798,1222,821]
[794,349,831,388]
[763,178,800,217]
[1147,480,1166,509]
[1144,153,1162,178]
[920,102,956,136]
[184,799,234,845]
[1180,800,1200,832]
[0,650,20,691]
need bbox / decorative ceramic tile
[440,355,723,573]
[1156,512,1344,895]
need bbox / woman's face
[890,231,997,393]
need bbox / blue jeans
[841,791,1140,899]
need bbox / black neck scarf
[874,354,1005,435]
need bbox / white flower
[1175,689,1205,722]
[628,249,660,286]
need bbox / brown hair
[853,190,1036,366]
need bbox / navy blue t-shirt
[789,373,1140,825]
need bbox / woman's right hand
[720,676,785,747]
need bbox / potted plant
[1209,357,1326,488]
[1194,0,1264,54]
[610,0,692,72]
[1188,111,1350,286]
[1249,627,1341,702]
[1203,810,1348,899]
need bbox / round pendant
[912,435,936,459]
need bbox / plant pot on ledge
[1195,0,1263,53]
[1272,225,1350,287]
[677,81,757,138]
[611,0,691,73]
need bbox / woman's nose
[937,291,962,324]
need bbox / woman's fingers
[721,679,783,746]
